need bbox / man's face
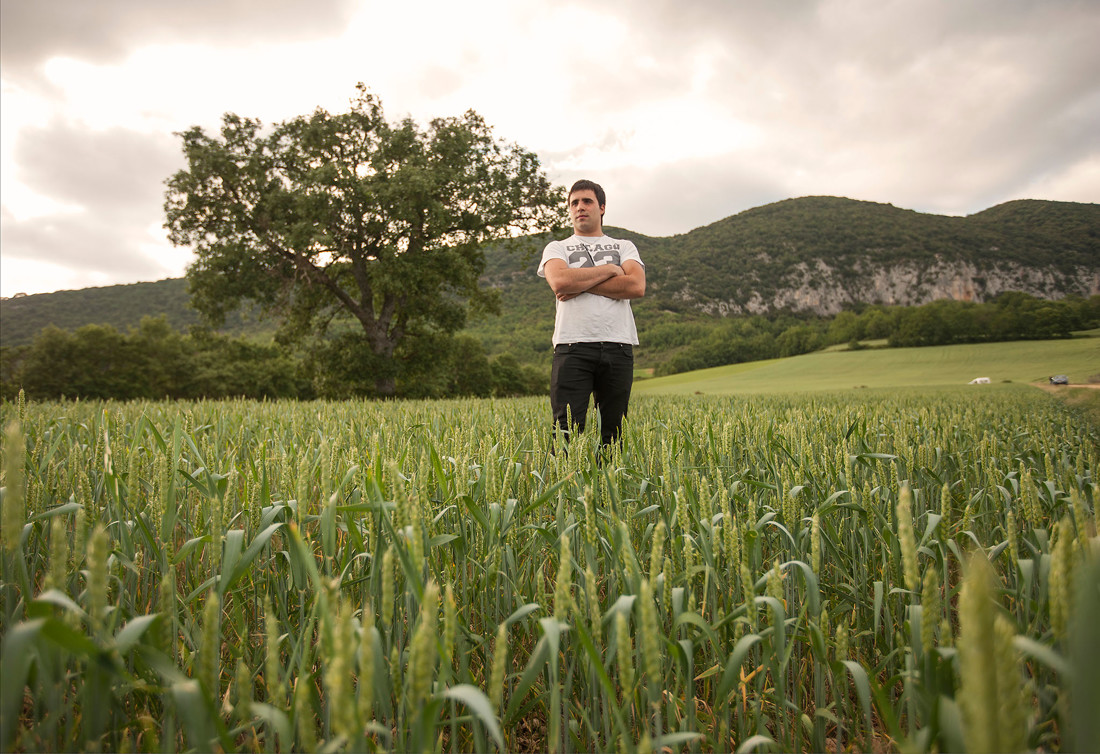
[568,189,604,236]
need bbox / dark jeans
[550,342,634,446]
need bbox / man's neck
[574,229,604,238]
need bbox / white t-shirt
[537,234,644,346]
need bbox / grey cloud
[1,206,175,281]
[15,122,182,218]
[580,0,1099,121]
[541,127,636,168]
[594,0,1100,217]
[1,0,356,84]
[565,156,789,237]
[2,123,185,282]
[856,26,1100,214]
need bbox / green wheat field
[1,339,1098,753]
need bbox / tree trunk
[375,375,397,397]
[366,328,398,398]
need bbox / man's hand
[585,260,645,300]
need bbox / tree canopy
[165,85,563,395]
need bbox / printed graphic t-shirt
[537,234,644,346]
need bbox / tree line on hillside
[2,292,1095,401]
[656,292,1100,376]
[0,316,544,402]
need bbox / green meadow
[635,333,1100,395]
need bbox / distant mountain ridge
[3,196,1097,349]
[633,196,1098,316]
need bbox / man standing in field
[538,179,646,449]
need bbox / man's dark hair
[568,179,605,208]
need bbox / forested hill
[0,278,260,348]
[3,196,1097,348]
[619,196,1098,317]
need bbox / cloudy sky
[2,0,1098,298]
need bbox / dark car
[1049,375,1069,385]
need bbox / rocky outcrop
[687,260,1099,316]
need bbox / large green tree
[165,85,563,396]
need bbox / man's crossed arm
[542,259,646,302]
